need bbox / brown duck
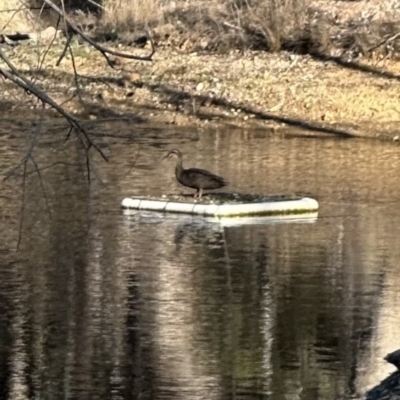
[163,149,228,199]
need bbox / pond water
[0,122,399,400]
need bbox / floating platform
[122,209,319,226]
[121,193,319,218]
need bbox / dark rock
[131,35,148,48]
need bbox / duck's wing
[186,168,228,186]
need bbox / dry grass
[145,0,326,53]
[2,0,400,60]
[0,0,38,32]
[0,0,69,33]
[222,0,313,51]
[102,0,164,31]
[97,0,400,59]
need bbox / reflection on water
[1,124,400,399]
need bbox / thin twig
[59,91,78,107]
[42,0,156,67]
[123,117,142,177]
[86,148,91,183]
[67,39,84,103]
[30,103,52,217]
[368,32,400,53]
[3,107,42,182]
[125,141,142,178]
[1,1,25,31]
[37,15,62,73]
[16,161,27,251]
[65,125,73,142]
[223,21,244,32]
[29,1,49,86]
[56,32,73,66]
[7,162,77,178]
[0,5,54,13]
[30,155,51,214]
[56,0,72,68]
[86,0,104,10]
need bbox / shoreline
[2,42,400,141]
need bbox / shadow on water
[1,124,400,399]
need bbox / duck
[163,149,228,199]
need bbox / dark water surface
[0,123,399,400]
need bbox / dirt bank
[2,0,400,140]
[2,38,400,140]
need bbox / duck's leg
[194,189,199,199]
[198,188,203,199]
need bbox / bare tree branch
[1,0,151,196]
[0,48,108,162]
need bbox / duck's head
[163,149,182,160]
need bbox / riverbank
[2,38,400,140]
[2,0,400,140]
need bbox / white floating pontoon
[121,194,319,218]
